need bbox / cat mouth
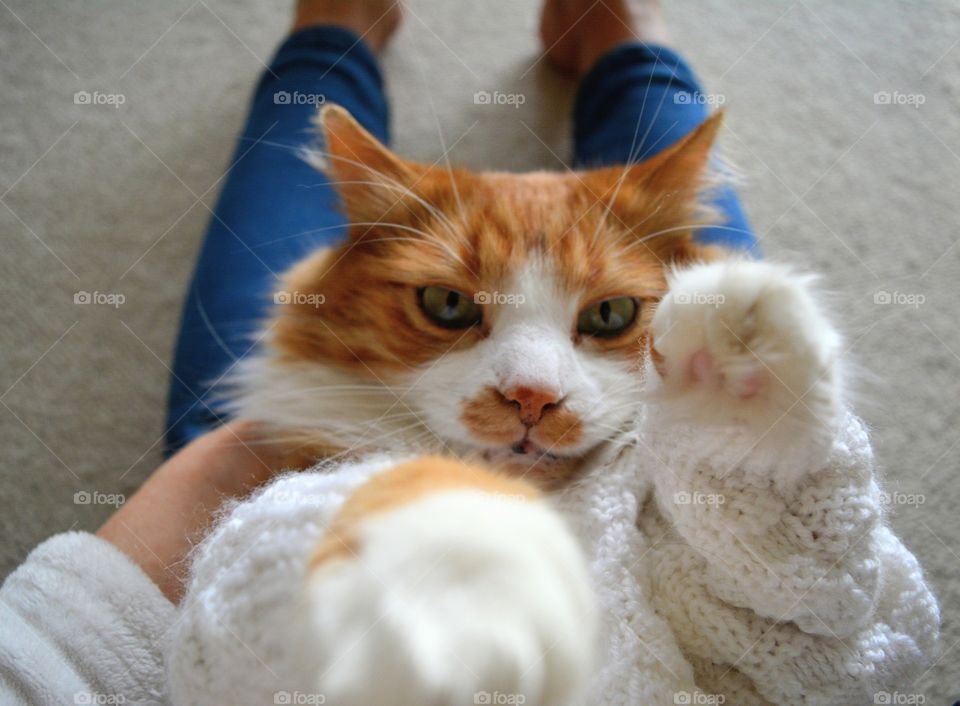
[480,439,570,472]
[509,439,561,460]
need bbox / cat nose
[504,385,562,425]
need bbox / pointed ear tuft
[316,105,404,177]
[576,111,727,263]
[638,109,724,195]
[308,104,419,224]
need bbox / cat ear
[634,110,724,196]
[581,111,724,210]
[634,112,726,262]
[579,112,726,262]
[312,104,420,224]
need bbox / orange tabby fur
[310,456,540,566]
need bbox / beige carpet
[1,0,957,701]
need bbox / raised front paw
[302,456,596,706]
[650,260,842,440]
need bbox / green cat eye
[418,286,482,329]
[577,297,638,337]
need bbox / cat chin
[479,445,584,487]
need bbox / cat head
[231,104,724,486]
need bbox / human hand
[97,421,289,603]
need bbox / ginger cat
[229,104,724,484]
[168,106,938,706]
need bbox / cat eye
[418,286,482,329]
[577,297,638,337]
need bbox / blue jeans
[165,28,756,455]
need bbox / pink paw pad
[733,368,766,398]
[689,349,720,386]
[688,349,766,398]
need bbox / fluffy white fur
[167,457,596,706]
[171,261,939,706]
[303,491,596,706]
[225,358,424,451]
[650,259,844,485]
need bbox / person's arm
[0,422,288,705]
[97,421,287,602]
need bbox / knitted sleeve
[640,411,940,703]
[644,411,923,638]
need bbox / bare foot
[540,0,672,76]
[293,0,403,52]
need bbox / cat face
[239,106,721,485]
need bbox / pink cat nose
[504,385,562,425]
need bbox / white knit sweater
[0,416,937,706]
[163,408,939,706]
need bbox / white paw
[650,260,842,440]
[301,491,596,706]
